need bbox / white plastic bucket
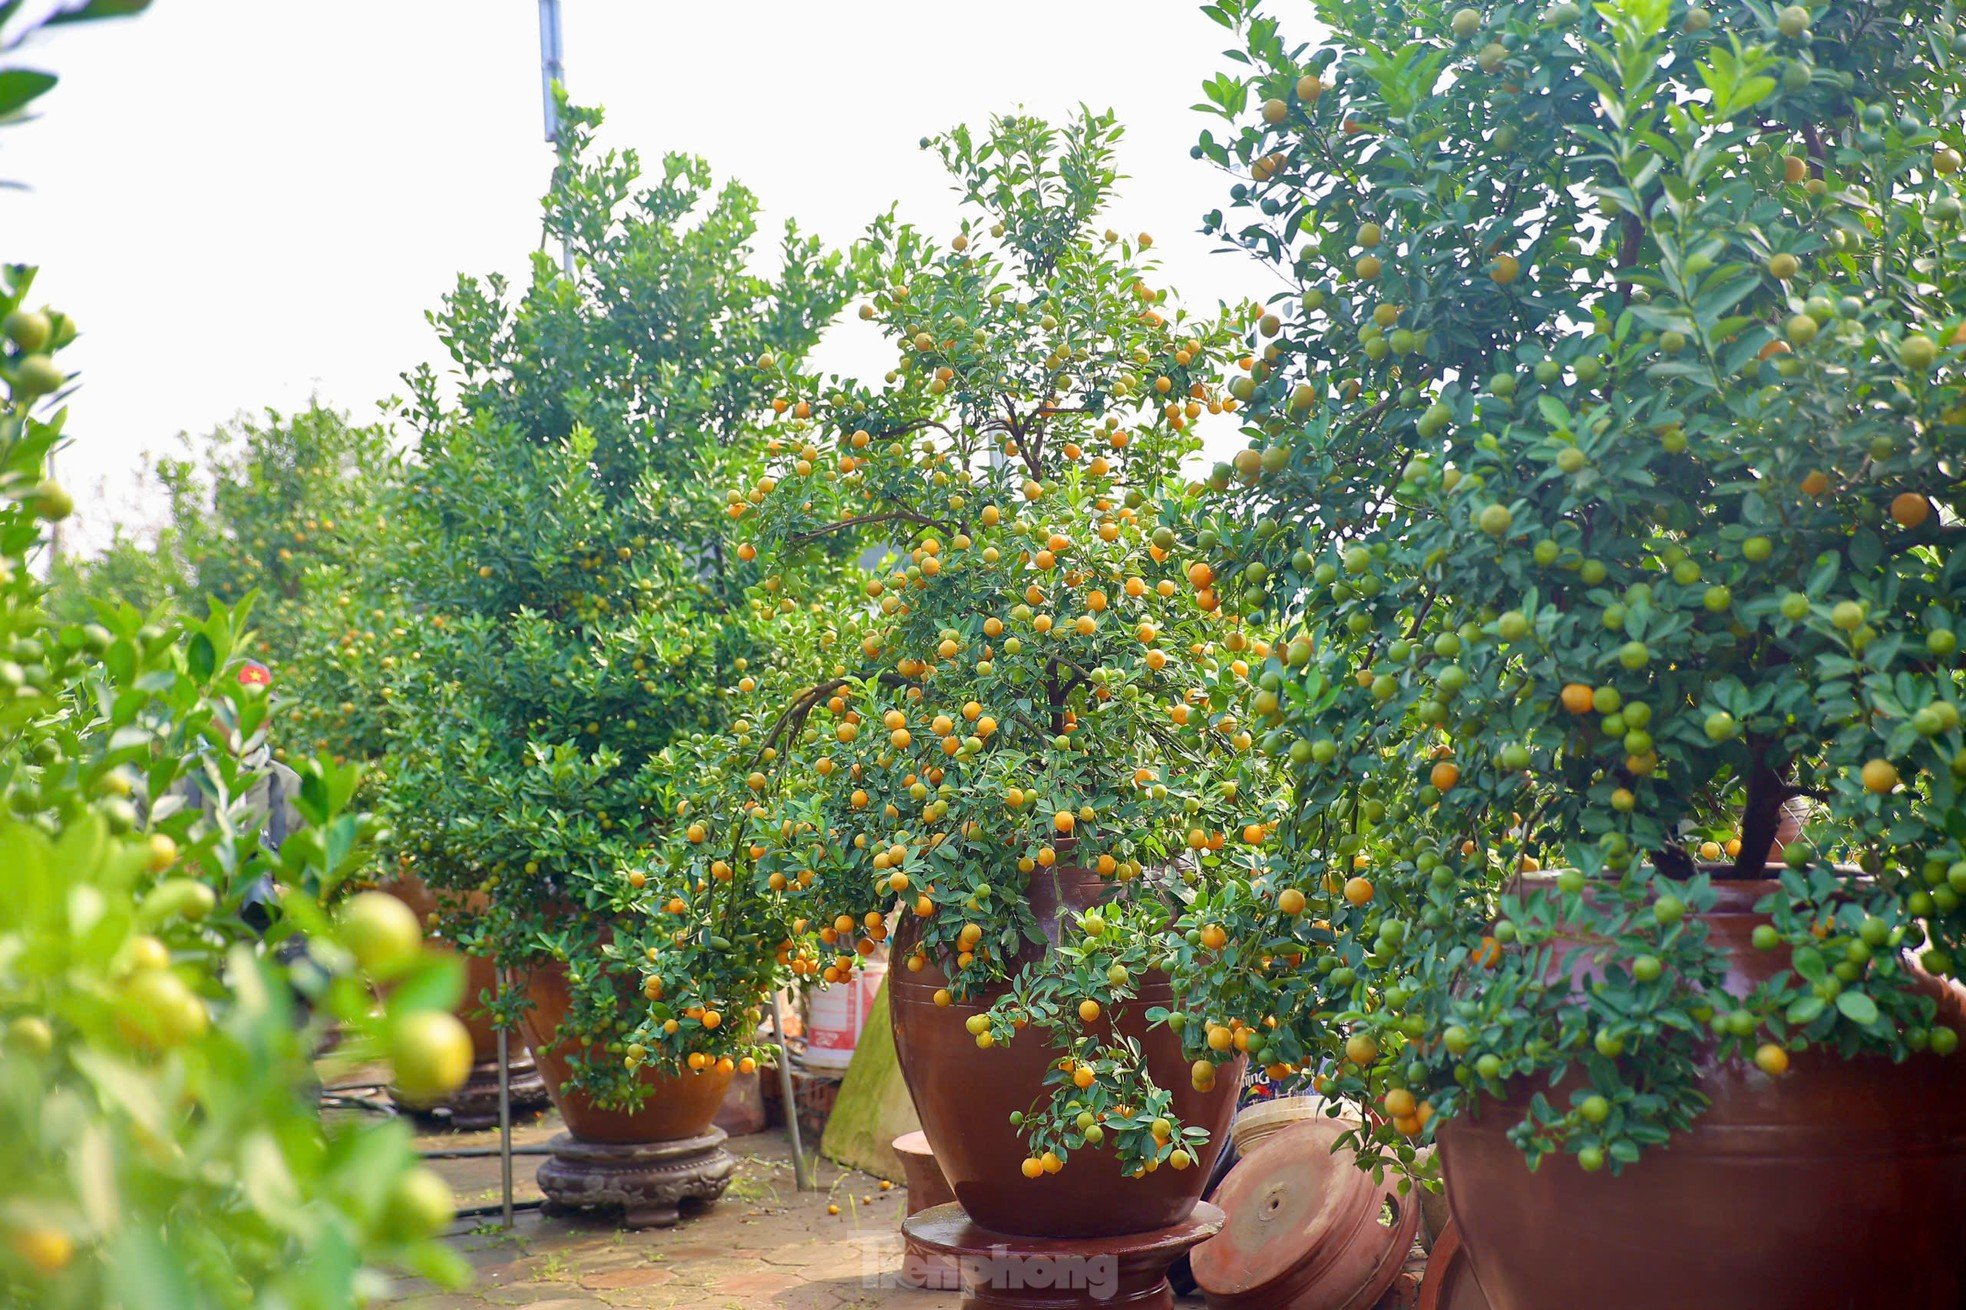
[804,957,887,1070]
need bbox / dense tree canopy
[384,103,855,1101]
[1202,0,1966,1171]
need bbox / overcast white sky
[6,1,1293,552]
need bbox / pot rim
[1513,863,1873,914]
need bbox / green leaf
[1848,529,1883,571]
[104,637,136,685]
[385,953,465,1015]
[45,0,154,23]
[299,768,329,824]
[237,1131,304,1229]
[186,631,216,683]
[71,1119,120,1231]
[1835,991,1879,1027]
[106,1223,201,1310]
[0,69,58,117]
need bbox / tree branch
[756,678,848,761]
[782,506,952,549]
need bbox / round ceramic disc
[1190,1116,1418,1306]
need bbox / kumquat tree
[1194,0,1966,1187]
[381,100,855,1105]
[680,110,1321,1180]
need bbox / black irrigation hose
[320,1080,392,1095]
[451,1198,547,1220]
[418,1145,555,1159]
[318,1076,559,1229]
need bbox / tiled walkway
[382,1108,1427,1308]
[386,1112,1006,1310]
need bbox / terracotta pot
[516,960,732,1144]
[1417,1222,1489,1310]
[890,861,1243,1239]
[1226,1094,1329,1157]
[383,874,501,1056]
[894,1129,958,1211]
[1191,1116,1420,1310]
[1438,875,1966,1310]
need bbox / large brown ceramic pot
[516,960,732,1142]
[383,876,504,1051]
[1437,875,1966,1310]
[890,861,1243,1239]
[383,874,548,1126]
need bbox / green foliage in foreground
[50,402,407,778]
[2,16,476,1291]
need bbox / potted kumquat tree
[1198,0,1966,1305]
[380,102,854,1226]
[680,113,1301,1295]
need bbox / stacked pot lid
[1417,1221,1491,1310]
[892,1131,961,1292]
[1190,1115,1420,1310]
[1227,1092,1333,1157]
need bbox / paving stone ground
[381,1108,1215,1310]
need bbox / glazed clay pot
[1438,875,1966,1310]
[517,960,732,1143]
[383,875,503,1053]
[383,874,548,1125]
[890,861,1243,1239]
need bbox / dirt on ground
[378,1102,1423,1309]
[386,1108,977,1310]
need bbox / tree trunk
[1733,746,1790,880]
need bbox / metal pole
[770,992,810,1192]
[537,0,574,276]
[511,3,566,1226]
[537,0,564,145]
[497,980,514,1228]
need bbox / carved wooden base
[902,1201,1225,1310]
[535,1128,734,1229]
[394,1052,551,1131]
